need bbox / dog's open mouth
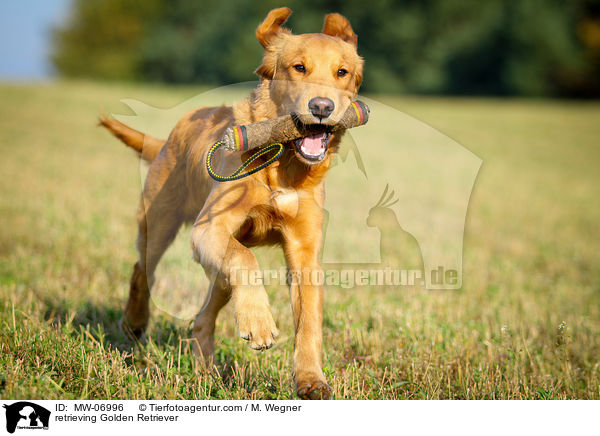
[293,131,332,164]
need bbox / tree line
[51,0,600,97]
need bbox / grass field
[1,81,599,399]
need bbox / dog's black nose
[308,97,334,120]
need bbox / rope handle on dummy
[207,100,369,181]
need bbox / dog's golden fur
[100,8,363,400]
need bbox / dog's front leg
[284,227,332,400]
[191,206,278,351]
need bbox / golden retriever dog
[100,7,363,400]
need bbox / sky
[0,0,72,80]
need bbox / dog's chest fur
[234,183,320,248]
[270,188,299,217]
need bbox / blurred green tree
[51,0,600,97]
[51,0,163,80]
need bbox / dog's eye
[337,68,348,77]
[293,64,306,73]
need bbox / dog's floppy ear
[255,8,292,79]
[322,13,357,47]
[256,7,292,48]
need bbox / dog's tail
[98,113,166,163]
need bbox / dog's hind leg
[121,212,183,339]
[192,273,231,361]
[121,151,186,339]
[121,204,184,339]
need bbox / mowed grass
[0,81,599,399]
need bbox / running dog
[100,7,363,399]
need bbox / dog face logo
[2,402,50,433]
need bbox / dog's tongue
[300,133,326,155]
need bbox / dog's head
[255,8,363,165]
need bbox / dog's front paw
[235,299,279,350]
[296,375,332,400]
